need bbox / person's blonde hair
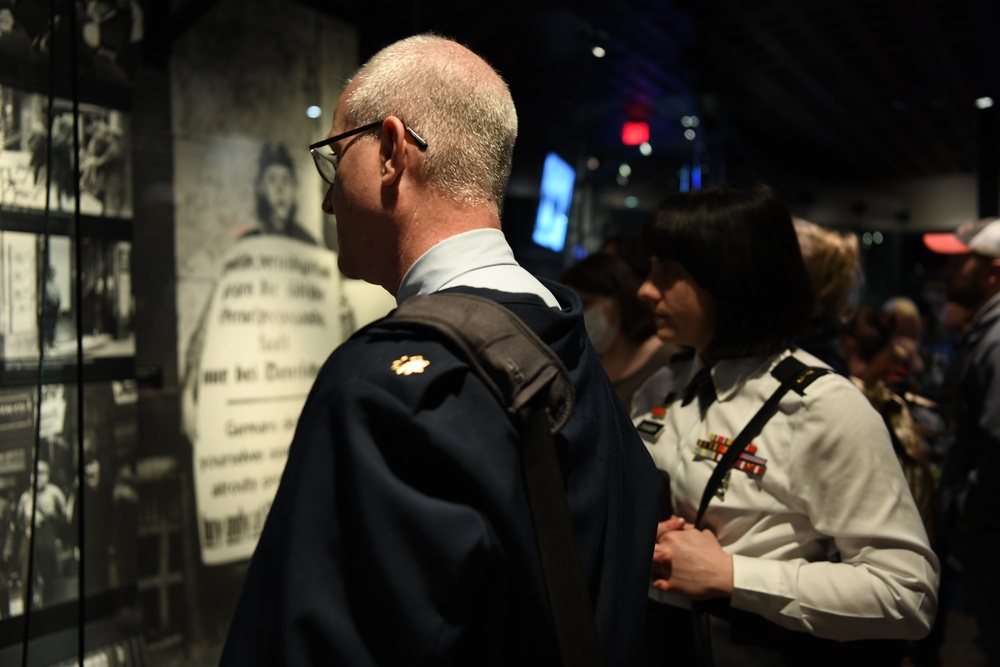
[344,33,518,216]
[880,296,923,338]
[794,218,862,322]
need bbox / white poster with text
[190,235,341,564]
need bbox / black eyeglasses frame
[308,120,428,185]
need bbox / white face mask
[583,304,618,354]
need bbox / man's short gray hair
[344,34,518,215]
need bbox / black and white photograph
[0,384,33,620]
[0,0,144,86]
[71,379,139,599]
[0,231,133,369]
[0,84,132,218]
[0,229,44,362]
[0,383,76,616]
[0,230,79,364]
[78,236,134,358]
[0,379,138,620]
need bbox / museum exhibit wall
[0,1,384,664]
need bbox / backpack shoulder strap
[386,292,602,667]
[694,356,829,527]
[389,293,575,433]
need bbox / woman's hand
[649,516,686,584]
[651,518,734,600]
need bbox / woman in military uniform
[634,183,939,667]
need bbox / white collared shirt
[397,229,559,308]
[634,348,940,641]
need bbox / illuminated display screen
[532,152,575,252]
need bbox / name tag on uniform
[636,419,664,442]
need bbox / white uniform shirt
[634,348,940,641]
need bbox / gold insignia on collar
[392,355,430,375]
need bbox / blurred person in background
[561,253,680,415]
[792,217,861,376]
[923,217,1000,666]
[600,233,652,284]
[879,296,926,393]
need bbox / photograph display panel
[0,379,138,621]
[0,84,133,219]
[0,231,133,371]
[0,0,144,88]
[0,1,143,664]
[0,229,43,361]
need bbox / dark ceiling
[314,0,1000,220]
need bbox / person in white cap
[923,216,1000,665]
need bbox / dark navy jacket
[219,282,662,666]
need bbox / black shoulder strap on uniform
[694,356,829,528]
[390,293,575,432]
[388,293,603,667]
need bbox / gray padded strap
[388,292,601,666]
[390,293,575,434]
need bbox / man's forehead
[326,108,346,138]
[335,80,360,116]
[327,95,351,136]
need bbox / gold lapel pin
[392,355,430,375]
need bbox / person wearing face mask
[561,253,680,415]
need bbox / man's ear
[378,117,408,185]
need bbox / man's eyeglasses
[309,120,428,185]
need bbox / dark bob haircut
[560,253,656,345]
[641,182,813,360]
